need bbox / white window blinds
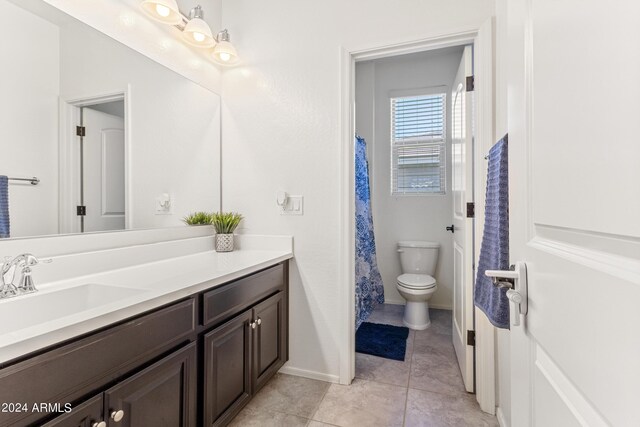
[391,93,446,195]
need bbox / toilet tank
[398,241,440,275]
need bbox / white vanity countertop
[0,248,293,365]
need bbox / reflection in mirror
[0,0,221,239]
[81,101,126,233]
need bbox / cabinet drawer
[0,298,196,426]
[203,264,284,328]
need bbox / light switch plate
[280,195,303,215]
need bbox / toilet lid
[397,274,436,289]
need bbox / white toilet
[396,241,440,330]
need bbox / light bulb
[212,31,238,64]
[155,3,170,17]
[192,32,205,42]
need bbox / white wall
[356,48,463,308]
[59,19,221,230]
[221,0,495,382]
[0,0,60,238]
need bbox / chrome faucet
[0,254,52,299]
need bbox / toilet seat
[397,273,436,290]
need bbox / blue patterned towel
[0,176,9,239]
[355,136,385,330]
[474,136,509,329]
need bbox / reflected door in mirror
[82,106,125,233]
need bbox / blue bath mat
[356,322,410,361]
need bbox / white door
[451,45,475,393]
[508,1,640,425]
[82,107,125,233]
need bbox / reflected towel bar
[8,176,39,185]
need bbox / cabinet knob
[110,410,125,422]
[92,422,107,427]
[256,318,262,326]
[250,321,257,329]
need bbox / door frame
[338,21,496,413]
[59,87,132,234]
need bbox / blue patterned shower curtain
[355,136,384,330]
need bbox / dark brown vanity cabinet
[0,298,197,427]
[202,264,288,427]
[42,343,197,427]
[0,261,288,427]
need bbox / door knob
[485,262,528,327]
[110,410,125,422]
[484,267,517,289]
[256,318,262,326]
[250,321,257,329]
[446,225,454,233]
[92,422,107,427]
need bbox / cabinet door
[252,292,286,393]
[104,343,196,427]
[203,310,252,427]
[41,394,103,427]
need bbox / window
[390,92,446,195]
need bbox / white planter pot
[215,233,234,252]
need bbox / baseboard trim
[429,303,453,310]
[496,407,509,427]
[278,365,340,384]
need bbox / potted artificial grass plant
[182,211,213,225]
[211,212,243,252]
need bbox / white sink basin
[0,283,148,333]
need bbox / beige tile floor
[230,304,498,427]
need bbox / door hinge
[466,75,475,92]
[467,330,476,346]
[76,205,86,216]
[466,202,475,218]
[76,126,86,137]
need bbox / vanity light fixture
[139,1,239,64]
[212,30,238,64]
[140,0,182,25]
[181,5,215,48]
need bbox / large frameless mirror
[0,0,221,240]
